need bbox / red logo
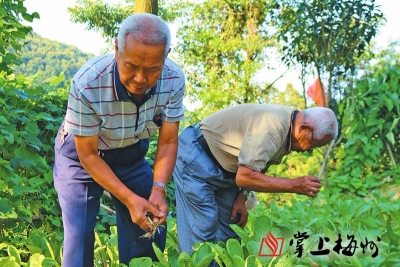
[258,231,284,256]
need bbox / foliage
[0,72,67,248]
[231,190,400,266]
[13,33,93,87]
[331,51,400,195]
[270,0,384,109]
[0,0,65,255]
[1,0,399,266]
[0,0,39,75]
[68,0,178,49]
[3,190,399,266]
[172,0,278,117]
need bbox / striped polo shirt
[64,54,185,150]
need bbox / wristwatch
[153,182,167,193]
[240,188,251,201]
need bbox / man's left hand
[231,193,249,228]
[148,187,168,225]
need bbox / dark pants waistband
[99,138,149,167]
[193,124,236,177]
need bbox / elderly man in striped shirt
[53,13,185,267]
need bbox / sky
[23,0,400,93]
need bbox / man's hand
[231,193,249,228]
[291,176,321,197]
[125,194,165,231]
[148,186,168,225]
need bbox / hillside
[13,33,94,86]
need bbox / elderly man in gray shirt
[173,103,338,254]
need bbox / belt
[193,124,236,177]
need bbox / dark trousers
[53,127,166,267]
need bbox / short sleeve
[161,65,186,122]
[64,82,101,136]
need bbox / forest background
[0,0,399,266]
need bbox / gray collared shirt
[200,104,295,173]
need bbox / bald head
[301,107,338,140]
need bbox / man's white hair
[117,13,171,57]
[303,107,338,139]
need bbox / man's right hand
[124,194,165,231]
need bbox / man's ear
[114,38,119,53]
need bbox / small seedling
[140,214,165,239]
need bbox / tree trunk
[134,0,158,15]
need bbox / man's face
[293,127,314,153]
[115,34,166,95]
[292,126,333,153]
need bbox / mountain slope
[14,33,95,86]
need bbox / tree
[171,0,278,116]
[270,0,384,110]
[134,0,158,14]
[269,0,384,185]
[68,0,175,46]
[0,0,39,75]
[331,42,400,195]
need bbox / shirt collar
[287,110,298,151]
[113,62,157,105]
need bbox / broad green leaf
[15,89,29,99]
[384,95,394,111]
[385,132,395,146]
[208,242,232,267]
[178,252,194,267]
[167,246,180,267]
[151,242,168,266]
[128,257,152,267]
[25,123,40,136]
[0,199,11,213]
[49,73,65,86]
[226,238,243,259]
[7,245,21,264]
[14,146,41,162]
[379,253,400,266]
[389,118,399,132]
[274,252,292,267]
[43,237,55,260]
[195,253,215,267]
[192,243,213,264]
[386,218,400,245]
[346,254,363,267]
[41,258,59,267]
[27,253,45,267]
[25,245,42,255]
[245,255,263,267]
[0,116,8,124]
[0,257,19,267]
[231,255,245,266]
[252,216,271,240]
[366,117,380,127]
[231,224,251,243]
[23,133,42,147]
